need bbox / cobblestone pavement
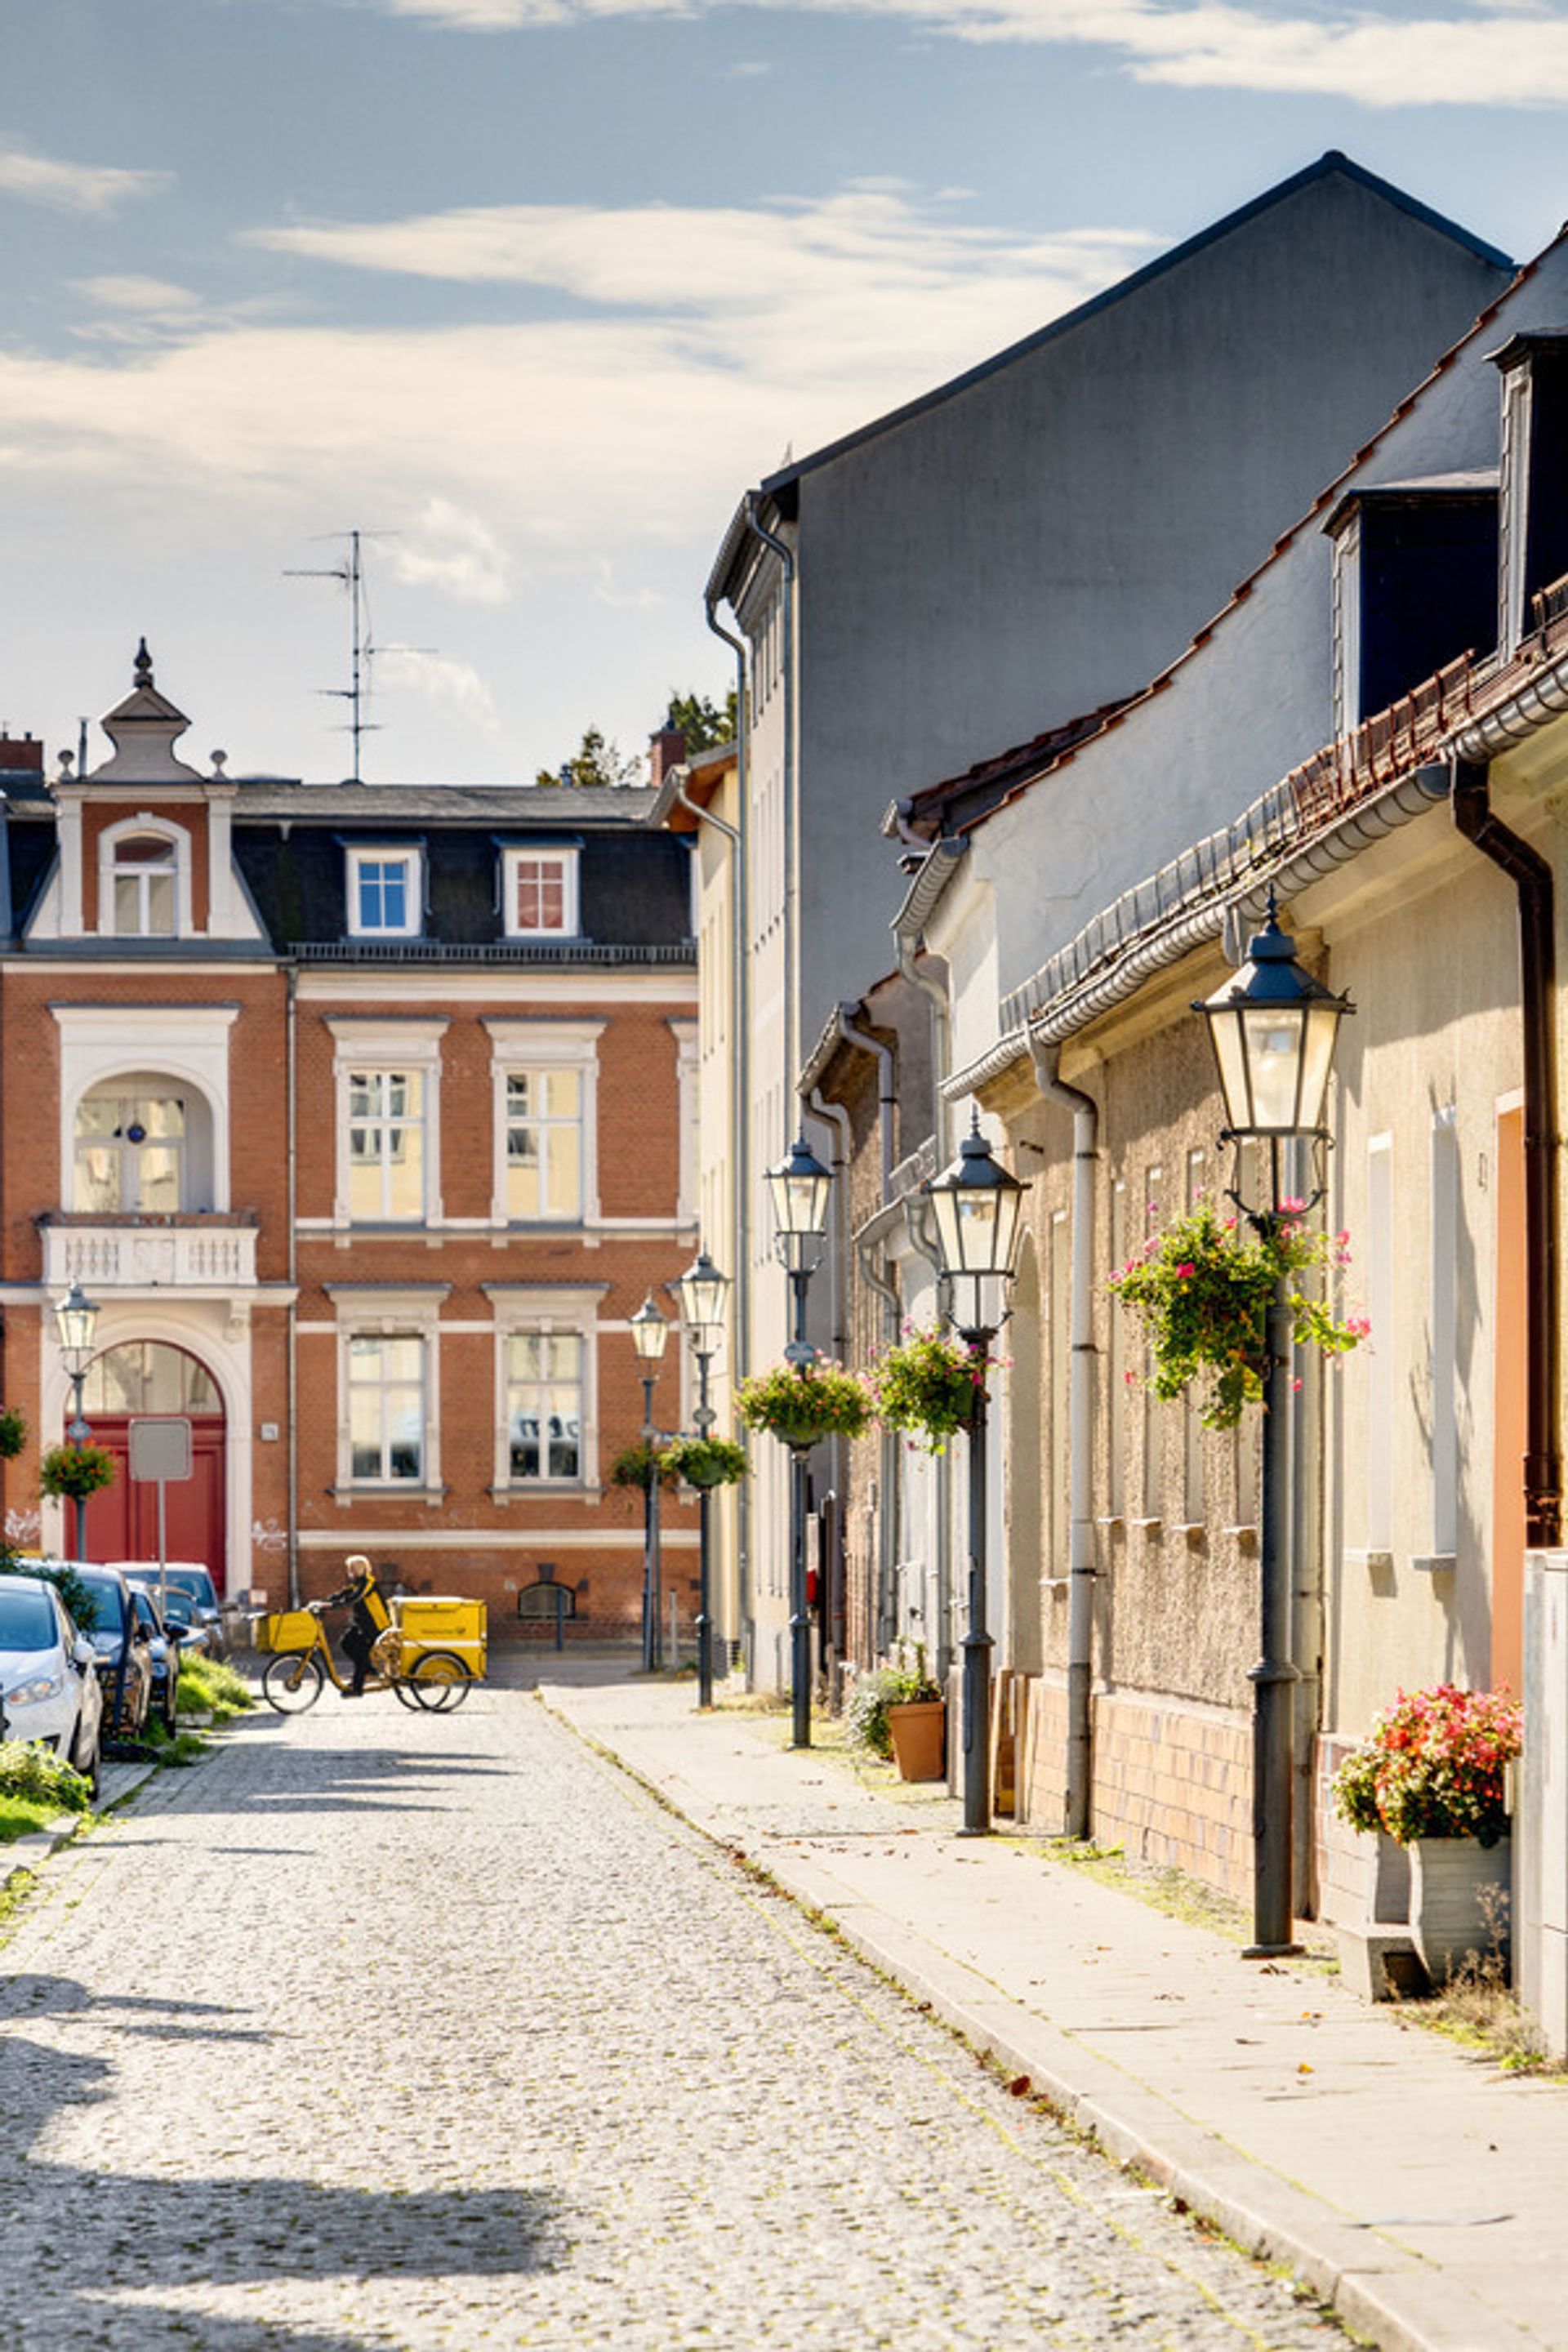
[0,1688,1353,2350]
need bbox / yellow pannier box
[391,1595,487,1676]
[256,1608,318,1654]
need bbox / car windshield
[166,1570,218,1609]
[77,1575,125,1633]
[0,1584,56,1651]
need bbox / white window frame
[329,1285,447,1498]
[345,845,423,940]
[485,1285,604,1494]
[483,1020,602,1227]
[53,1005,237,1214]
[326,1018,447,1228]
[97,813,193,941]
[501,846,580,940]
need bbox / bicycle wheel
[263,1650,325,1713]
[391,1676,421,1712]
[408,1650,472,1712]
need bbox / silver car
[0,1574,104,1796]
[113,1562,229,1661]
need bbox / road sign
[129,1416,193,1484]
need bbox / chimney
[648,724,687,792]
[0,733,43,779]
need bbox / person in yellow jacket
[323,1554,390,1697]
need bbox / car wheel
[162,1685,178,1735]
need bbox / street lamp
[630,1292,670,1673]
[675,1248,731,1709]
[1195,892,1352,1957]
[922,1116,1027,1836]
[53,1279,100,1561]
[767,1134,832,1747]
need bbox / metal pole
[68,1370,90,1561]
[959,1340,995,1836]
[1246,1256,1302,1956]
[641,1370,661,1674]
[694,1349,714,1709]
[789,1441,812,1748]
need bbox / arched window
[112,834,177,936]
[74,1082,188,1214]
[82,1342,222,1418]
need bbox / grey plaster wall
[791,163,1509,1035]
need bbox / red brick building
[0,648,700,1637]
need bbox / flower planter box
[887,1699,946,1782]
[1410,1834,1512,1985]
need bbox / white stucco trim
[324,1016,448,1228]
[483,1018,604,1227]
[52,1003,238,1213]
[96,813,195,941]
[327,1283,448,1500]
[485,1283,603,1495]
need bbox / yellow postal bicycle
[256,1599,483,1713]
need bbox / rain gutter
[892,838,965,1159]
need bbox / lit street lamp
[630,1292,670,1673]
[675,1248,731,1709]
[53,1279,100,1561]
[1195,892,1352,1957]
[921,1116,1027,1836]
[767,1134,832,1748]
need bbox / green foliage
[0,1552,96,1632]
[664,688,737,755]
[534,724,643,791]
[845,1649,943,1759]
[176,1652,254,1722]
[871,1325,987,1454]
[0,1737,93,1815]
[608,1441,677,1493]
[0,1406,26,1459]
[736,1360,871,1446]
[1333,1685,1521,1846]
[40,1442,117,1503]
[659,1434,749,1489]
[1107,1200,1369,1430]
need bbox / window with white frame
[98,818,190,939]
[487,1285,602,1490]
[74,1085,187,1213]
[327,1019,446,1227]
[346,847,422,938]
[348,1333,426,1482]
[484,1021,600,1225]
[502,847,579,939]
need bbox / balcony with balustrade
[38,1214,261,1294]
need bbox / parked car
[69,1565,154,1741]
[0,1572,104,1794]
[112,1563,228,1660]
[128,1585,186,1735]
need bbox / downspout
[902,1187,956,1681]
[1028,1036,1099,1839]
[744,497,799,1096]
[807,1086,852,1691]
[1452,758,1563,1548]
[287,964,301,1610]
[835,1006,898,1666]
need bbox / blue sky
[4,0,1568,786]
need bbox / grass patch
[176,1652,254,1723]
[0,1792,78,1842]
[0,1737,93,1819]
[145,1718,210,1768]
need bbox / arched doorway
[74,1343,227,1589]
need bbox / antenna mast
[286,528,382,782]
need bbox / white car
[0,1573,104,1795]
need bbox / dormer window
[347,846,422,939]
[98,817,191,938]
[503,846,579,939]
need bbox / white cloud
[0,143,172,215]
[359,0,1568,108]
[71,275,203,314]
[370,645,499,726]
[390,499,514,602]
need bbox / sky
[4,0,1568,789]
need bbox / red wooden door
[82,1418,227,1592]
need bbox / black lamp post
[53,1279,100,1561]
[675,1247,730,1710]
[767,1134,832,1748]
[922,1116,1027,1836]
[1194,893,1351,1957]
[630,1292,670,1673]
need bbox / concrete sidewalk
[540,1676,1566,2352]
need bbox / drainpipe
[1452,759,1563,1548]
[744,497,799,1097]
[902,1188,956,1681]
[286,964,301,1610]
[1028,1036,1099,1838]
[857,1223,903,1657]
[808,1087,853,1692]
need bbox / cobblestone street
[0,1686,1352,2350]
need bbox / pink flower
[1175,1262,1195,1279]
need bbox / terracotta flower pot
[1410,1833,1512,1984]
[887,1699,946,1781]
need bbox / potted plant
[870,1325,988,1454]
[0,1406,25,1459]
[658,1433,749,1490]
[608,1441,677,1493]
[1332,1684,1521,1984]
[40,1442,117,1504]
[735,1360,871,1449]
[1107,1198,1369,1428]
[846,1647,946,1780]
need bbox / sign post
[128,1416,194,1610]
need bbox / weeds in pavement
[1406,1888,1566,2077]
[176,1653,253,1722]
[145,1720,210,1768]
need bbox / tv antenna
[286,528,387,783]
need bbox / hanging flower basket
[659,1434,750,1490]
[40,1442,117,1503]
[0,1406,25,1460]
[1107,1199,1368,1430]
[1332,1684,1520,1847]
[736,1361,871,1448]
[608,1441,678,1493]
[870,1325,988,1454]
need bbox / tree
[665,689,737,755]
[535,725,644,790]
